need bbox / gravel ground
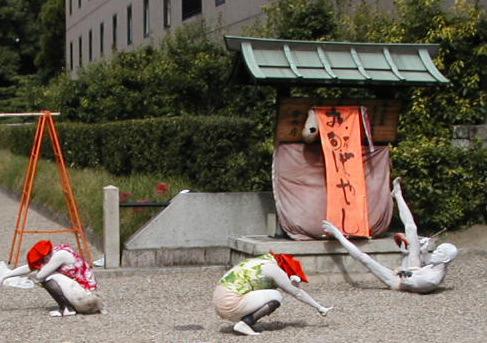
[1,190,486,342]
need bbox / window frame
[182,0,202,21]
[78,35,82,67]
[112,14,117,51]
[100,22,104,56]
[127,4,133,45]
[69,41,73,70]
[163,0,171,28]
[88,29,93,61]
[143,0,150,38]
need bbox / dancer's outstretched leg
[391,177,421,268]
[323,220,399,289]
[42,278,76,317]
[233,289,283,335]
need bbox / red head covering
[271,253,309,283]
[27,240,53,270]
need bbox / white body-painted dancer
[0,240,103,317]
[323,177,458,294]
[213,253,333,336]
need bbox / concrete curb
[93,265,228,278]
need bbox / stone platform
[229,235,403,275]
[123,233,405,283]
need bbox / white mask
[430,243,458,264]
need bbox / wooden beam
[0,112,60,117]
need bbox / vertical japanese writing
[325,108,359,235]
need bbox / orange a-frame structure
[3,111,93,266]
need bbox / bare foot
[233,321,260,336]
[391,177,402,197]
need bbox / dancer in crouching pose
[323,177,458,294]
[0,240,103,317]
[213,252,333,336]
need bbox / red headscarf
[27,240,53,270]
[271,253,309,283]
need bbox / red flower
[155,182,170,195]
[119,191,133,204]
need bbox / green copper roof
[225,36,449,87]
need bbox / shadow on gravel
[174,324,205,331]
[344,283,389,290]
[427,286,454,294]
[0,305,47,312]
[220,320,325,335]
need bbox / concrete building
[66,0,486,74]
[65,0,271,73]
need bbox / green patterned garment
[219,254,277,295]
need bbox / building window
[143,0,150,37]
[78,36,82,67]
[100,22,104,56]
[182,0,201,21]
[69,42,73,70]
[88,29,93,61]
[69,0,72,15]
[127,5,132,45]
[112,14,117,50]
[215,0,225,6]
[163,0,171,28]
[78,0,81,9]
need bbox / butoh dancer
[213,252,333,336]
[0,240,103,316]
[323,177,458,294]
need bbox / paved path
[0,189,101,265]
[1,189,486,342]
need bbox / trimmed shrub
[392,137,487,231]
[0,116,272,192]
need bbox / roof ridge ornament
[283,44,303,78]
[383,47,405,81]
[317,47,338,79]
[350,48,371,80]
[418,48,449,83]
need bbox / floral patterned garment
[53,244,97,291]
[219,253,277,295]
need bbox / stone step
[229,235,404,275]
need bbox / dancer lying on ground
[0,240,103,317]
[323,177,458,294]
[213,252,333,336]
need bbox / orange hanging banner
[315,106,370,237]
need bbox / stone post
[103,185,120,268]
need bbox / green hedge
[0,116,272,192]
[392,137,487,231]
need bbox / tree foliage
[258,0,337,40]
[0,0,65,111]
[35,0,65,82]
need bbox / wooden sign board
[277,98,400,143]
